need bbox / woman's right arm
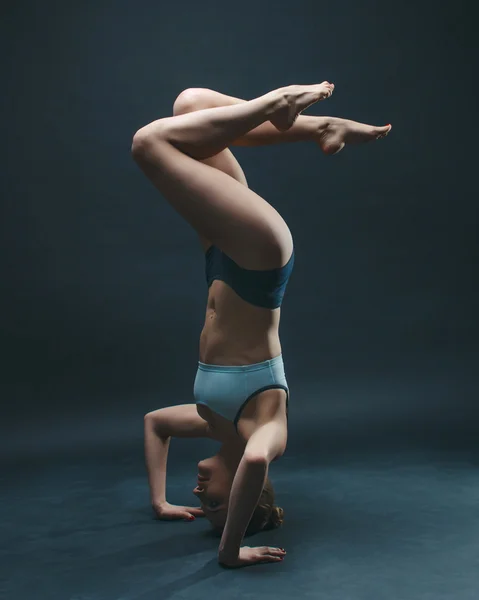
[144,414,171,507]
[143,404,213,518]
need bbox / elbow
[144,410,169,439]
[243,452,269,466]
[144,411,160,432]
[244,448,285,466]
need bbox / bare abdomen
[198,280,282,365]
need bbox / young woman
[133,82,391,568]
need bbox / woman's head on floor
[193,454,284,535]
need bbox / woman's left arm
[218,453,269,563]
[217,420,288,566]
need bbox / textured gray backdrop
[1,0,477,460]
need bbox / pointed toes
[375,124,392,139]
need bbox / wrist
[218,548,239,564]
[151,497,167,507]
[218,538,240,559]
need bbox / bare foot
[316,117,392,155]
[269,82,334,131]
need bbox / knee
[131,123,161,161]
[173,87,214,116]
[131,127,149,161]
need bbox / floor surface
[2,446,478,600]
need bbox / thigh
[173,88,262,257]
[136,132,293,270]
[195,149,249,252]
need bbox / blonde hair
[245,477,284,536]
[212,477,284,537]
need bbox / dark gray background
[2,2,479,599]
[1,0,477,459]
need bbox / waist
[199,285,282,364]
[200,318,282,364]
[198,353,285,372]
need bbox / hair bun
[270,505,284,528]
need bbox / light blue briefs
[193,354,289,432]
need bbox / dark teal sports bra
[205,246,295,309]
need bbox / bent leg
[172,92,249,252]
[173,87,324,147]
[171,88,322,251]
[173,87,391,152]
[132,90,302,269]
[173,92,249,187]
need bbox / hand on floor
[152,501,205,521]
[219,545,286,568]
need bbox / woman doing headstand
[133,82,391,568]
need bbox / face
[193,455,236,529]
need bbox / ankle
[316,116,334,135]
[262,89,289,118]
[289,115,328,141]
